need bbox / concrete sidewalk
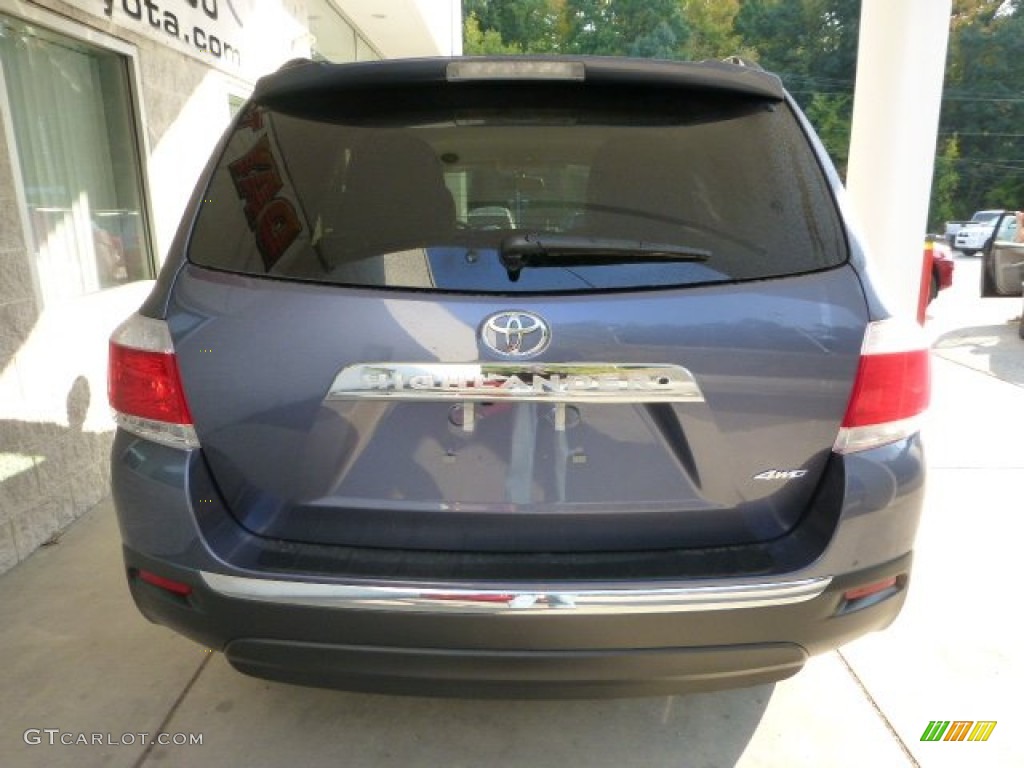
[1,258,1020,768]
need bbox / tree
[464,12,523,54]
[734,0,861,174]
[806,93,854,175]
[464,0,564,53]
[563,0,691,58]
[930,135,961,229]
[682,0,748,60]
[465,0,694,59]
[938,0,1024,216]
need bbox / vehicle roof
[251,55,787,104]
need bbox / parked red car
[926,235,955,301]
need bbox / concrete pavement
[1,255,1020,768]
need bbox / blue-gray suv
[108,56,929,698]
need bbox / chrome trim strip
[326,363,704,404]
[200,572,830,614]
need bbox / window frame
[0,0,157,306]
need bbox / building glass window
[0,15,153,306]
[228,94,247,118]
[307,0,357,62]
[355,34,380,62]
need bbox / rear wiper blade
[499,234,711,282]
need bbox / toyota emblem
[480,311,550,358]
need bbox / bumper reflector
[838,575,903,615]
[843,576,898,602]
[137,569,193,597]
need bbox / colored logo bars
[920,721,997,742]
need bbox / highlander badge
[327,363,704,404]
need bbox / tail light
[833,318,930,454]
[108,313,199,450]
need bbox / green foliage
[937,1,1024,222]
[805,93,854,176]
[464,13,523,54]
[465,0,693,58]
[682,0,747,60]
[735,0,860,173]
[930,135,961,229]
[733,0,809,76]
[563,0,692,58]
[464,0,563,53]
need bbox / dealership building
[0,0,462,573]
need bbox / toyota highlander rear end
[109,56,928,698]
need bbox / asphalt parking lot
[1,254,1020,768]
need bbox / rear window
[188,83,847,293]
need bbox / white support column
[846,0,952,319]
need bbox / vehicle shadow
[932,321,1024,389]
[155,657,774,767]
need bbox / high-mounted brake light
[833,319,930,454]
[447,60,585,82]
[108,313,199,450]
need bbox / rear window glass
[188,84,846,293]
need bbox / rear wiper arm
[499,234,711,282]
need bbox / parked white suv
[954,209,1005,255]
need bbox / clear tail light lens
[833,319,930,454]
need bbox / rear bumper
[225,640,807,698]
[123,547,911,698]
[113,428,924,697]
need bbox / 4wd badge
[753,469,808,481]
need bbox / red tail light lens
[834,319,930,454]
[108,314,199,449]
[109,344,192,424]
[841,350,930,428]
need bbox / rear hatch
[172,58,863,555]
